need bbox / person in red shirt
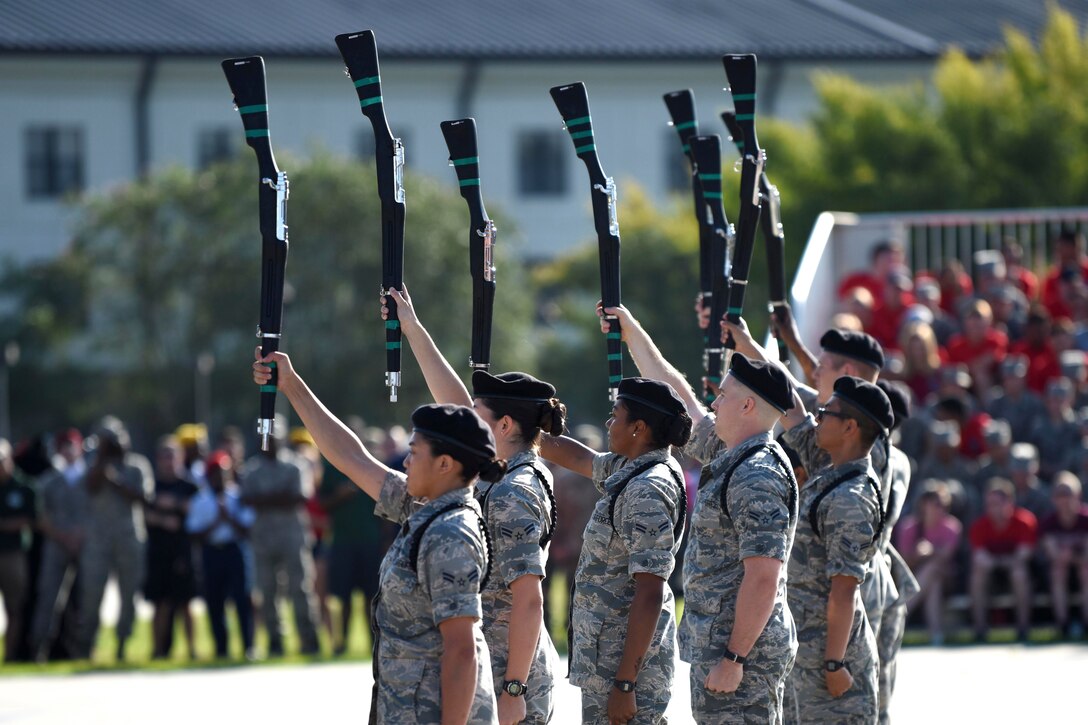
[1041,472,1088,639]
[937,259,974,317]
[1008,307,1062,393]
[1001,238,1039,301]
[837,239,905,302]
[969,478,1037,641]
[946,299,1008,395]
[1042,230,1088,320]
[867,271,914,353]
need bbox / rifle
[721,54,765,359]
[550,82,623,403]
[722,110,790,364]
[440,118,496,371]
[688,135,735,401]
[336,30,406,402]
[222,56,289,451]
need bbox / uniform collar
[605,447,672,489]
[410,485,476,528]
[713,430,774,474]
[506,449,537,470]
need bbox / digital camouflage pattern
[476,449,559,724]
[783,452,881,725]
[879,546,919,724]
[570,449,685,723]
[681,415,798,724]
[373,472,497,724]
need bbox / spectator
[1007,444,1053,521]
[29,430,87,661]
[1042,229,1088,320]
[914,278,959,345]
[77,416,153,662]
[969,478,1037,642]
[1008,307,1062,393]
[915,420,978,521]
[238,419,320,656]
[144,436,199,660]
[175,424,209,485]
[0,438,35,662]
[988,285,1028,343]
[868,270,913,352]
[946,299,1008,395]
[290,427,333,647]
[828,312,865,333]
[1040,472,1088,639]
[215,426,247,481]
[187,450,256,659]
[1001,237,1039,301]
[985,355,1045,443]
[1059,351,1088,409]
[971,420,1013,496]
[896,320,944,404]
[1028,378,1083,481]
[898,482,962,644]
[840,287,875,331]
[937,258,974,317]
[837,239,905,303]
[933,395,990,462]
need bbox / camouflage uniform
[373,471,497,724]
[571,449,685,725]
[77,452,152,657]
[29,467,88,657]
[681,415,798,724]
[239,450,320,653]
[476,450,559,724]
[782,423,881,725]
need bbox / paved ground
[2,644,1084,724]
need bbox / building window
[25,126,84,199]
[517,130,567,196]
[197,127,236,170]
[664,130,692,194]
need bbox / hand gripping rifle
[721,55,765,358]
[440,119,496,371]
[722,110,790,364]
[222,56,289,451]
[336,30,406,402]
[689,135,735,402]
[550,82,623,403]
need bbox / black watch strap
[502,679,527,697]
[613,679,636,693]
[825,659,848,672]
[723,647,747,665]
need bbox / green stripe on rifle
[727,307,744,315]
[607,354,623,361]
[385,320,399,329]
[238,104,267,115]
[735,113,754,121]
[569,130,594,140]
[354,75,380,87]
[452,156,478,166]
[606,332,622,340]
[260,385,277,393]
[575,143,596,154]
[360,96,382,107]
[699,173,722,181]
[245,129,269,138]
[386,342,401,350]
[609,375,623,383]
[681,144,690,153]
[703,192,723,199]
[675,121,696,131]
[459,178,480,187]
[267,361,277,368]
[566,115,591,127]
[707,376,722,383]
[732,93,756,101]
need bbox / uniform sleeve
[617,475,678,580]
[488,481,547,586]
[782,417,831,477]
[591,452,626,491]
[419,521,485,626]
[682,414,726,464]
[821,489,877,582]
[373,470,413,525]
[727,464,791,562]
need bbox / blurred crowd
[832,233,1088,643]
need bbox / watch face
[504,681,525,696]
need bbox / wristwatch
[722,648,747,665]
[502,680,527,697]
[613,679,637,693]
[825,659,848,672]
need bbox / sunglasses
[815,406,853,423]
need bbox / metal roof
[2,0,1069,61]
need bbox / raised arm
[724,314,816,397]
[252,349,391,501]
[600,303,708,425]
[538,434,597,479]
[770,305,818,385]
[382,286,472,407]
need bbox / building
[2,0,1084,262]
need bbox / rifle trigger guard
[593,177,620,237]
[256,327,282,339]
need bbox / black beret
[876,380,911,430]
[728,353,795,413]
[820,329,885,370]
[471,370,555,402]
[617,377,686,419]
[410,404,496,460]
[832,376,894,434]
